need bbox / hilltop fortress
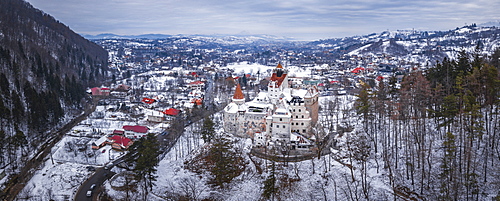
[223,64,320,152]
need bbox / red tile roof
[189,80,204,85]
[270,72,287,88]
[110,135,132,146]
[233,83,245,100]
[123,125,149,133]
[163,108,180,116]
[142,97,155,104]
[269,63,287,88]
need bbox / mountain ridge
[0,0,108,193]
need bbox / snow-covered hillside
[313,25,500,66]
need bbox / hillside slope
[0,0,108,182]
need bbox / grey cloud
[25,0,500,40]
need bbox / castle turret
[304,86,319,124]
[233,83,245,105]
[268,63,289,104]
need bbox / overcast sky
[25,0,500,41]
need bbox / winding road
[1,97,99,201]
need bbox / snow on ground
[223,62,276,76]
[22,104,147,200]
[20,134,119,200]
[131,94,393,200]
[221,62,312,78]
[20,63,387,200]
[20,159,91,200]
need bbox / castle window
[280,118,282,121]
[302,129,306,133]
[276,125,279,128]
[301,123,304,126]
[302,115,304,118]
[299,109,301,112]
[283,125,285,128]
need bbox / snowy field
[222,62,312,78]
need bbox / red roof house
[187,80,205,90]
[163,108,180,116]
[109,135,133,150]
[351,67,365,74]
[123,125,148,133]
[142,97,156,104]
[100,88,110,96]
[123,125,149,139]
[188,80,204,85]
[90,87,111,96]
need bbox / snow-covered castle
[223,64,319,150]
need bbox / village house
[114,84,131,92]
[90,87,111,96]
[109,135,133,150]
[91,135,109,150]
[187,80,205,91]
[123,125,149,139]
[147,110,165,123]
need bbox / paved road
[74,167,114,201]
[74,155,128,200]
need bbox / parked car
[86,190,92,197]
[90,184,96,190]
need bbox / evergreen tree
[355,81,372,132]
[128,133,160,200]
[262,162,278,200]
[201,117,215,143]
[440,132,457,200]
[207,135,245,188]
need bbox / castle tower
[304,86,319,124]
[268,63,289,104]
[233,83,245,106]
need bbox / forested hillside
[352,49,500,200]
[0,0,107,176]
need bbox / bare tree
[178,177,207,201]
